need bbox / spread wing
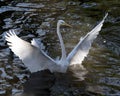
[5,30,60,73]
[67,13,108,65]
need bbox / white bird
[5,13,108,73]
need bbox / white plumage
[67,13,108,65]
[5,13,108,73]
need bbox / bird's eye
[61,22,65,25]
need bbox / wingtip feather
[9,30,16,36]
[104,13,108,19]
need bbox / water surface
[0,0,120,96]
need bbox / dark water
[0,0,120,96]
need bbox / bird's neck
[57,23,67,62]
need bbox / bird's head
[58,20,72,27]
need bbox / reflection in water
[0,0,120,96]
[23,70,55,96]
[69,64,88,81]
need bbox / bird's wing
[31,38,57,65]
[31,38,41,49]
[67,13,108,65]
[5,30,60,73]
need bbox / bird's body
[5,13,108,73]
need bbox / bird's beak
[64,23,72,28]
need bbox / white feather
[67,13,108,65]
[4,14,108,73]
[31,39,40,48]
[5,30,65,73]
